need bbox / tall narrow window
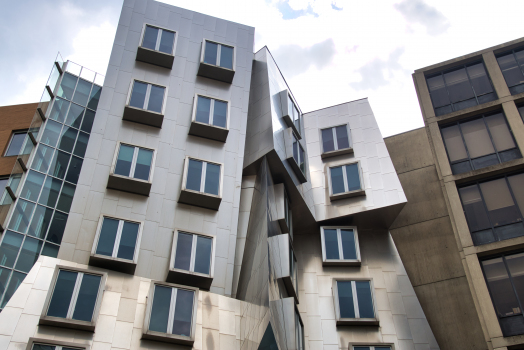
[93,217,141,261]
[496,47,524,95]
[289,242,298,293]
[194,95,228,128]
[185,159,221,196]
[334,280,377,325]
[292,135,306,175]
[203,40,234,69]
[114,144,154,181]
[288,96,301,133]
[329,163,363,198]
[321,227,360,265]
[284,189,293,239]
[128,80,166,114]
[321,125,351,154]
[173,231,213,276]
[141,25,176,55]
[295,308,304,350]
[5,131,31,157]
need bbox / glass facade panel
[74,132,89,158]
[56,182,75,213]
[14,237,43,273]
[486,113,515,152]
[0,231,23,268]
[172,288,194,336]
[194,235,212,275]
[444,68,475,103]
[21,171,45,202]
[5,133,27,157]
[483,258,521,317]
[87,85,101,111]
[38,177,62,208]
[65,156,83,184]
[1,271,25,308]
[72,79,92,106]
[28,205,53,239]
[49,98,69,123]
[204,163,220,195]
[32,145,54,173]
[508,174,524,217]
[459,185,492,232]
[461,118,494,159]
[186,159,203,192]
[441,125,468,162]
[47,212,68,244]
[57,73,78,100]
[479,179,520,227]
[49,151,70,179]
[497,51,524,88]
[174,232,193,271]
[41,121,62,148]
[467,63,493,96]
[426,74,450,108]
[9,200,35,234]
[65,103,84,128]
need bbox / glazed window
[288,95,301,133]
[353,347,391,350]
[195,95,228,128]
[141,25,176,55]
[5,131,31,157]
[496,46,524,95]
[173,231,213,276]
[93,217,140,261]
[114,144,154,181]
[329,163,363,197]
[292,134,306,175]
[185,159,221,196]
[30,342,85,350]
[334,280,377,324]
[321,227,360,265]
[128,80,166,114]
[295,308,304,350]
[321,125,350,154]
[518,104,524,121]
[203,40,234,69]
[284,189,293,238]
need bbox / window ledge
[39,315,96,332]
[136,46,174,69]
[123,105,164,128]
[281,275,299,304]
[142,330,194,346]
[166,268,213,290]
[330,189,366,201]
[89,254,137,274]
[282,115,302,139]
[107,174,152,196]
[321,147,354,160]
[336,318,379,326]
[322,259,361,267]
[189,121,229,142]
[285,157,307,184]
[178,189,222,210]
[197,62,235,83]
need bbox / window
[518,104,524,121]
[128,80,165,114]
[352,347,391,350]
[329,162,365,200]
[108,143,155,196]
[268,234,298,302]
[279,90,302,137]
[321,124,352,157]
[40,267,106,331]
[143,283,197,345]
[289,241,298,295]
[284,129,307,184]
[496,47,524,95]
[295,308,304,350]
[292,134,306,174]
[334,280,378,325]
[426,62,497,116]
[179,158,223,210]
[189,94,230,142]
[197,39,235,83]
[458,173,524,245]
[284,188,293,238]
[441,112,521,174]
[321,227,360,265]
[481,252,524,336]
[27,338,87,350]
[5,131,31,157]
[288,95,301,133]
[141,25,176,55]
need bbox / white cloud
[394,0,450,36]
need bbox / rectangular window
[194,95,228,128]
[329,163,363,198]
[29,339,85,350]
[289,242,298,293]
[128,80,166,114]
[518,104,524,121]
[334,280,377,324]
[426,61,496,116]
[321,227,360,265]
[93,216,141,261]
[295,308,304,350]
[141,24,176,55]
[459,173,524,245]
[482,252,524,336]
[113,143,154,181]
[353,347,391,350]
[203,40,234,70]
[441,112,521,174]
[288,95,301,133]
[173,231,213,276]
[5,131,31,157]
[284,189,293,239]
[321,125,351,154]
[292,134,306,175]
[185,158,221,196]
[496,47,524,95]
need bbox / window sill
[336,318,379,326]
[89,254,137,274]
[166,268,213,290]
[39,315,96,332]
[107,174,152,196]
[178,188,222,210]
[142,330,194,346]
[136,46,174,69]
[281,275,299,304]
[123,105,164,128]
[322,259,361,267]
[321,147,354,160]
[285,157,307,184]
[330,189,365,201]
[282,115,302,139]
[197,62,235,83]
[189,121,229,142]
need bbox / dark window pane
[0,268,10,306]
[117,221,139,260]
[459,185,492,232]
[194,235,212,275]
[480,179,521,227]
[28,205,53,239]
[376,348,392,350]
[519,106,524,121]
[497,53,524,88]
[73,132,89,158]
[96,218,119,257]
[72,79,92,107]
[341,229,357,260]
[41,242,59,258]
[444,68,475,103]
[509,174,524,217]
[330,166,345,194]
[5,133,27,156]
[213,100,227,128]
[426,74,450,108]
[345,163,361,191]
[354,347,371,350]
[87,85,102,111]
[478,92,497,104]
[57,73,78,101]
[31,145,54,173]
[337,281,355,318]
[32,345,55,350]
[441,125,468,162]
[506,253,524,310]
[14,236,43,272]
[159,30,175,54]
[72,273,101,322]
[129,81,147,109]
[65,103,84,129]
[20,171,45,202]
[485,113,515,152]
[66,156,83,184]
[0,231,23,268]
[58,127,78,153]
[204,163,220,195]
[499,149,521,163]
[186,159,202,191]
[454,97,478,111]
[355,280,374,318]
[134,148,153,181]
[147,85,165,113]
[299,145,305,173]
[467,63,493,96]
[115,144,134,177]
[293,139,298,163]
[435,105,453,116]
[47,270,77,318]
[471,153,499,170]
[56,182,75,213]
[196,96,211,124]
[324,229,339,260]
[451,160,472,175]
[204,42,218,65]
[220,45,233,69]
[38,177,62,208]
[172,289,194,336]
[494,223,524,241]
[142,25,159,50]
[460,118,494,159]
[482,258,521,317]
[49,98,69,123]
[174,232,192,271]
[46,211,68,244]
[1,271,25,308]
[8,200,35,234]
[149,285,171,333]
[322,128,335,153]
[81,109,96,134]
[335,125,350,149]
[49,149,71,180]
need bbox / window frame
[320,226,361,266]
[179,156,224,210]
[495,46,524,95]
[139,23,178,56]
[294,305,305,350]
[319,123,354,159]
[188,93,231,142]
[125,79,168,115]
[199,39,236,71]
[181,156,223,198]
[142,281,199,345]
[110,142,157,183]
[25,338,89,350]
[333,278,379,326]
[39,265,107,332]
[328,161,365,200]
[279,90,302,138]
[349,344,394,350]
[4,130,31,157]
[191,93,231,130]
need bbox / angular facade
[0,1,438,350]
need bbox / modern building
[0,1,439,350]
[385,37,524,350]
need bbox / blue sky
[0,0,522,137]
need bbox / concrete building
[0,1,439,350]
[385,37,524,350]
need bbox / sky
[0,0,522,137]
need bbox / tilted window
[195,95,228,128]
[173,231,213,276]
[321,227,360,265]
[185,158,221,196]
[203,40,234,70]
[292,134,306,175]
[334,280,378,325]
[141,25,176,55]
[128,80,166,114]
[114,144,154,182]
[5,131,31,157]
[321,124,352,156]
[92,216,141,261]
[329,162,364,199]
[441,112,521,174]
[496,47,524,95]
[295,307,305,350]
[288,95,301,133]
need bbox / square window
[329,162,365,200]
[179,157,223,210]
[189,94,230,142]
[108,143,155,196]
[321,226,360,266]
[197,39,236,83]
[333,279,378,325]
[5,131,31,157]
[26,338,88,350]
[142,282,198,345]
[124,80,167,128]
[279,90,302,138]
[136,24,177,69]
[40,266,106,331]
[320,124,353,159]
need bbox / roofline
[383,126,425,139]
[303,98,369,115]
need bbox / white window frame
[170,229,216,277]
[292,133,306,174]
[181,156,224,198]
[26,338,88,350]
[328,161,364,197]
[110,142,156,183]
[333,279,378,325]
[200,39,236,71]
[91,215,144,263]
[320,124,352,153]
[320,226,360,265]
[5,130,30,157]
[191,93,230,130]
[125,79,168,115]
[139,23,178,55]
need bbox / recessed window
[426,62,497,116]
[352,346,392,350]
[93,217,140,260]
[29,340,86,350]
[203,40,234,70]
[321,125,352,157]
[321,227,360,265]
[496,47,524,95]
[334,280,377,325]
[128,80,166,114]
[289,242,298,294]
[5,131,31,157]
[185,159,221,196]
[441,112,521,174]
[458,173,524,245]
[195,95,228,128]
[329,163,364,199]
[292,134,306,175]
[481,252,524,336]
[141,25,175,55]
[173,231,213,275]
[114,144,154,181]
